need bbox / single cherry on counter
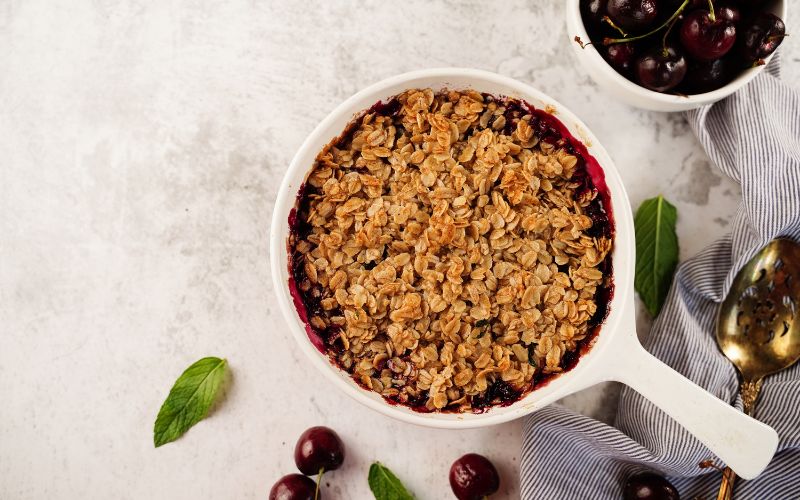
[269,474,318,500]
[294,426,345,476]
[449,453,501,500]
[623,472,680,500]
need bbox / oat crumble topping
[289,88,613,412]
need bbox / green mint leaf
[634,195,679,317]
[154,357,228,447]
[368,462,414,500]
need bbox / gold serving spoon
[715,238,800,500]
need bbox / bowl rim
[565,0,787,105]
[269,67,636,428]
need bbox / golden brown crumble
[290,88,612,412]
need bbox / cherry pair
[269,427,345,500]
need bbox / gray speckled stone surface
[1,1,797,498]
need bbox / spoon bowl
[718,239,800,382]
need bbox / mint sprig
[368,462,414,500]
[154,357,228,447]
[634,195,679,317]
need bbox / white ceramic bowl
[566,0,787,112]
[270,69,777,478]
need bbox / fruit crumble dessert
[288,88,613,412]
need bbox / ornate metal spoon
[715,238,800,500]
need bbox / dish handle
[605,331,779,480]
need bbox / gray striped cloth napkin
[521,57,800,499]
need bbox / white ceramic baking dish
[269,68,778,479]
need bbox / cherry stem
[314,467,324,500]
[707,0,716,22]
[574,35,593,49]
[662,15,680,55]
[604,0,690,45]
[602,16,628,37]
[699,459,725,472]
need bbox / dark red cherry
[606,43,638,74]
[682,58,733,93]
[635,45,688,92]
[581,0,608,25]
[293,426,345,475]
[449,454,500,500]
[269,474,318,500]
[607,0,658,32]
[623,472,679,500]
[716,5,741,25]
[741,12,786,62]
[680,10,737,61]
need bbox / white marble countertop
[2,1,797,498]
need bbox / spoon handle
[716,467,737,500]
[716,379,764,500]
[741,379,763,416]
